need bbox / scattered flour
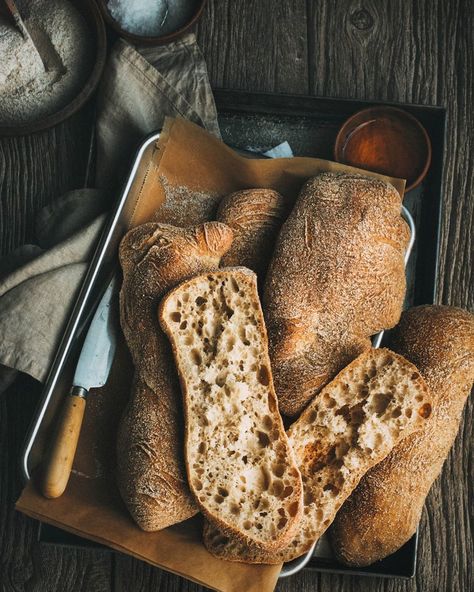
[107,0,196,36]
[0,0,94,124]
[155,177,221,227]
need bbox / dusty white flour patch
[155,177,221,227]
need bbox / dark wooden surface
[1,1,473,591]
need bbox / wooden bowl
[334,106,432,192]
[97,0,206,46]
[0,0,106,137]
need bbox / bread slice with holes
[158,267,304,552]
[117,222,234,531]
[203,348,432,563]
[331,305,474,567]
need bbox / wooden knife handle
[41,388,87,499]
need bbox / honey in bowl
[334,106,432,192]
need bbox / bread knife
[41,275,119,499]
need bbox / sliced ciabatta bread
[203,348,432,563]
[117,222,234,531]
[158,268,303,552]
[331,305,474,567]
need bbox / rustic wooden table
[1,1,473,591]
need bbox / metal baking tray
[21,91,445,581]
[215,90,445,309]
[21,132,163,482]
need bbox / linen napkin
[96,35,220,191]
[0,33,219,393]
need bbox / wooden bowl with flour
[0,0,106,136]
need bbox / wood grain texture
[113,557,209,592]
[0,376,112,592]
[41,393,87,500]
[306,0,474,311]
[196,0,308,94]
[304,3,474,591]
[1,0,473,590]
[0,108,93,256]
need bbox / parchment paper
[16,117,405,592]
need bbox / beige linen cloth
[0,34,220,393]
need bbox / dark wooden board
[301,5,474,592]
[196,0,308,95]
[0,375,113,592]
[0,107,94,257]
[1,0,473,591]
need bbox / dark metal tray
[32,90,445,581]
[214,89,445,579]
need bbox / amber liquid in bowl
[337,109,431,191]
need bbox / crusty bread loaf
[158,268,303,552]
[263,172,410,417]
[216,189,287,280]
[117,222,233,531]
[331,305,474,566]
[203,348,432,563]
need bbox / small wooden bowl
[0,0,106,136]
[97,0,206,46]
[334,106,432,192]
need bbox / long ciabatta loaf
[216,189,288,280]
[263,172,410,417]
[203,348,432,563]
[159,268,303,552]
[331,305,474,566]
[117,222,233,531]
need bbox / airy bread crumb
[331,305,474,566]
[204,348,431,563]
[159,267,303,552]
[117,221,233,531]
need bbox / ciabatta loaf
[216,189,287,280]
[331,305,474,566]
[264,172,410,417]
[203,348,432,563]
[159,268,303,552]
[117,222,233,531]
